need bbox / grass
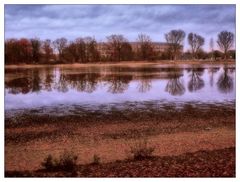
[40,139,155,172]
[129,139,155,160]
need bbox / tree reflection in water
[62,73,100,93]
[31,69,41,92]
[137,78,152,93]
[106,74,132,94]
[5,68,102,94]
[188,67,205,92]
[5,77,31,94]
[5,68,43,94]
[217,67,234,93]
[165,67,185,96]
[44,69,55,91]
[208,67,220,87]
[137,71,153,93]
[56,73,69,93]
[5,65,235,96]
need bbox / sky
[4,4,235,51]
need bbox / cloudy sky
[5,4,235,50]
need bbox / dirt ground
[6,147,235,177]
[5,104,235,172]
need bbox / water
[5,63,235,114]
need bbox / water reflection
[5,66,236,95]
[6,69,43,94]
[217,66,234,93]
[187,67,205,92]
[106,74,132,94]
[6,77,31,94]
[208,67,220,87]
[5,64,235,110]
[138,78,152,93]
[60,73,100,93]
[44,70,54,91]
[165,68,185,96]
[32,70,41,92]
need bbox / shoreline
[5,60,235,69]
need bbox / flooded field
[4,62,236,174]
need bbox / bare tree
[30,38,41,63]
[120,42,133,61]
[165,29,185,60]
[42,39,54,62]
[136,34,154,60]
[106,34,128,61]
[53,38,68,61]
[217,31,234,60]
[64,41,79,63]
[187,33,205,59]
[209,38,214,60]
[84,37,100,62]
[75,38,86,63]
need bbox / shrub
[41,154,58,171]
[59,150,78,171]
[41,150,78,172]
[91,154,101,165]
[130,139,155,160]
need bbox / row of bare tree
[5,30,234,64]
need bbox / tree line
[5,30,235,64]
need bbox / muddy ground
[5,103,235,177]
[6,147,235,177]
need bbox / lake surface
[5,63,235,114]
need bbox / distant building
[97,42,177,58]
[130,42,171,53]
[97,42,111,57]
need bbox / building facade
[97,42,173,58]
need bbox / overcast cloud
[5,4,235,50]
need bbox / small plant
[41,150,78,172]
[91,154,101,165]
[59,150,78,171]
[129,139,155,160]
[41,154,59,171]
